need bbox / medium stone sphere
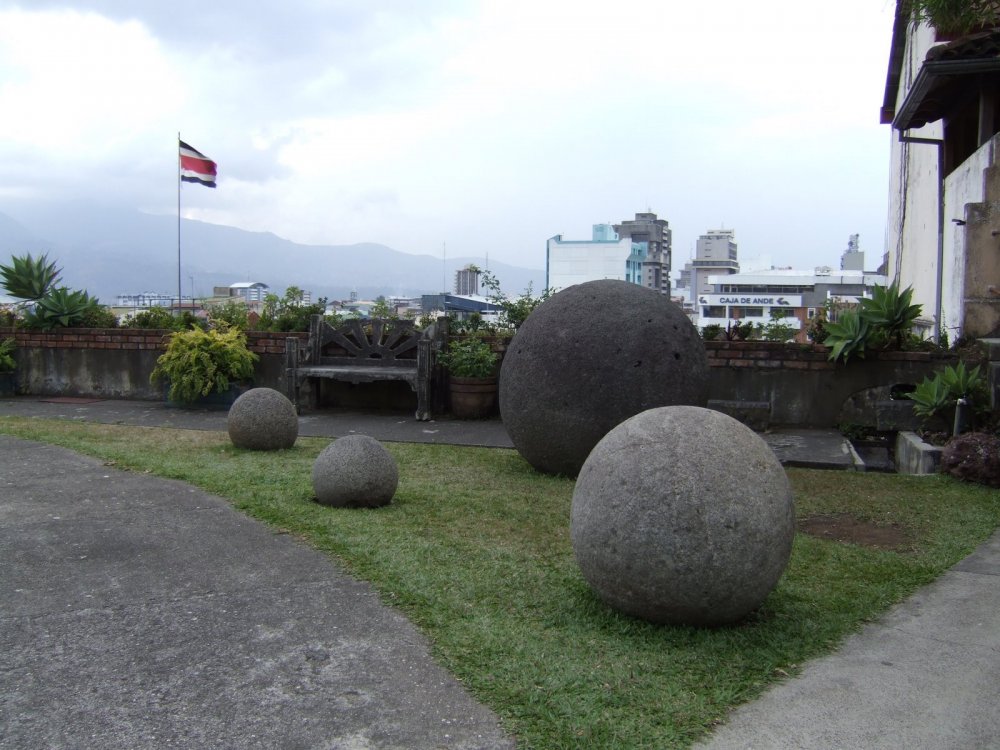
[312,435,398,508]
[570,406,794,627]
[499,279,708,476]
[227,387,299,450]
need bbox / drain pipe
[898,131,945,345]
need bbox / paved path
[1,435,514,749]
[696,530,1000,749]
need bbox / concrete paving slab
[761,428,859,470]
[695,532,1000,750]
[0,435,514,749]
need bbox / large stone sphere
[571,406,794,626]
[227,387,299,450]
[312,435,398,508]
[500,279,708,476]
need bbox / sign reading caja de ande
[698,294,804,307]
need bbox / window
[702,306,726,318]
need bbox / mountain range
[0,201,544,304]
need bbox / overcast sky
[0,1,897,276]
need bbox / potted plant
[0,337,16,397]
[150,327,258,407]
[439,336,500,419]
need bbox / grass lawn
[2,416,999,749]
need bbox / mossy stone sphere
[227,387,299,450]
[571,406,794,627]
[312,435,399,508]
[499,279,708,476]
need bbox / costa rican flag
[179,140,217,188]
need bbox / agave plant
[23,287,103,330]
[858,282,922,350]
[0,253,61,302]
[824,309,870,363]
[909,375,952,420]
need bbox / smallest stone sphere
[227,388,299,450]
[312,435,399,508]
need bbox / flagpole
[177,132,182,315]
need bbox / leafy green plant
[258,287,328,332]
[904,0,1000,34]
[909,361,988,430]
[123,307,179,330]
[0,337,15,373]
[760,309,797,343]
[0,253,60,302]
[150,327,258,403]
[909,376,953,420]
[207,299,250,331]
[438,336,499,378]
[701,323,723,341]
[480,270,553,333]
[724,320,754,341]
[825,309,871,363]
[859,282,922,351]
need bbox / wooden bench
[285,315,437,420]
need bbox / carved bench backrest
[310,316,421,367]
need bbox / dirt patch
[797,513,911,551]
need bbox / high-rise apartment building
[454,264,481,296]
[546,211,672,294]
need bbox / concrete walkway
[696,531,1000,749]
[1,434,514,749]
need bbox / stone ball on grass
[570,405,794,627]
[312,435,399,508]
[227,387,299,450]
[499,279,708,477]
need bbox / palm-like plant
[23,287,103,330]
[0,253,61,302]
[858,282,922,350]
[824,309,870,363]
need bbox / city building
[545,211,672,294]
[881,4,1000,339]
[115,292,177,308]
[676,229,739,299]
[218,282,270,303]
[698,243,888,342]
[613,212,672,295]
[454,265,481,296]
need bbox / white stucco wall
[943,138,996,337]
[545,237,633,291]
[886,23,942,334]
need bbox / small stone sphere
[570,406,794,627]
[499,279,708,477]
[312,435,399,508]
[227,387,299,450]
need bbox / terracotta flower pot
[449,376,498,419]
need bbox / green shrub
[150,327,258,403]
[858,282,922,350]
[124,307,178,330]
[439,336,499,378]
[207,299,250,331]
[0,337,15,373]
[701,323,723,341]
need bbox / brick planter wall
[0,327,307,400]
[2,328,992,428]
